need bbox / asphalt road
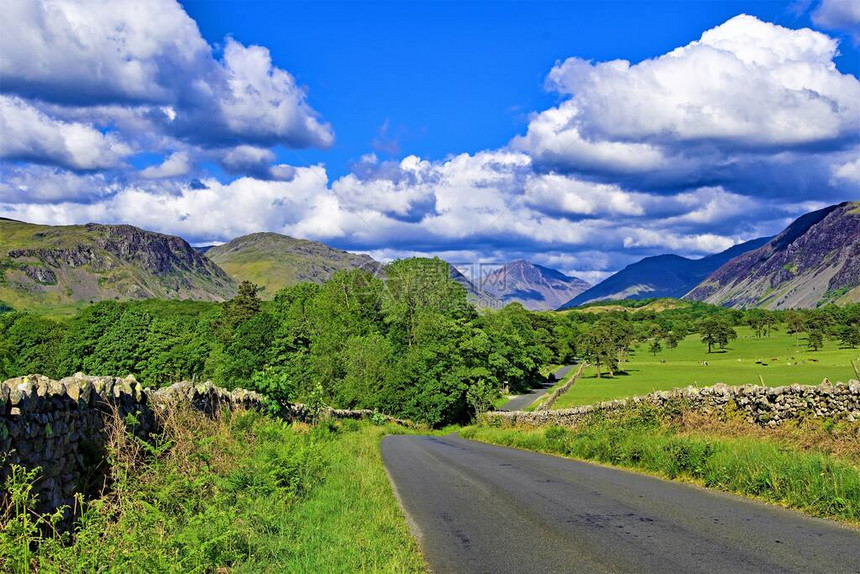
[499,365,574,411]
[382,434,860,574]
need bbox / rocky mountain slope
[685,202,860,309]
[0,219,236,311]
[560,236,770,309]
[479,260,590,311]
[205,232,383,299]
[447,264,503,309]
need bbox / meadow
[552,326,860,409]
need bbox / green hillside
[205,232,382,299]
[0,219,236,315]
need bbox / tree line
[1,271,858,424]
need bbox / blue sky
[1,0,858,283]
[183,0,858,178]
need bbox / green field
[553,326,860,409]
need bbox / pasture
[552,326,860,409]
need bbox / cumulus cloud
[0,165,115,204]
[139,152,192,179]
[812,0,860,42]
[831,156,860,183]
[0,0,333,155]
[0,96,131,170]
[514,15,860,192]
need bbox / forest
[2,258,859,426]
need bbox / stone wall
[537,363,586,411]
[0,374,268,516]
[0,374,406,518]
[480,380,860,429]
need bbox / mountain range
[1,201,857,314]
[560,237,771,309]
[686,202,860,309]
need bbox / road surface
[499,365,574,411]
[382,434,860,574]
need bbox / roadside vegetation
[0,408,425,573]
[463,404,860,523]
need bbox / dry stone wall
[480,380,860,429]
[0,374,268,516]
[1,374,405,518]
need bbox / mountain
[685,202,860,309]
[560,236,771,309]
[447,264,503,309]
[0,219,236,311]
[205,232,383,298]
[479,260,590,311]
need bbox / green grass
[554,326,860,409]
[1,412,425,573]
[246,421,425,573]
[462,413,860,523]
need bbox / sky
[1,0,858,284]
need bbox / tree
[785,311,805,347]
[0,313,66,378]
[649,339,662,357]
[807,329,824,351]
[219,281,262,338]
[580,324,619,378]
[837,324,860,349]
[746,309,767,338]
[699,317,737,353]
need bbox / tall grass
[462,412,860,522]
[0,409,425,573]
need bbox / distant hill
[685,202,860,309]
[0,220,236,312]
[560,236,770,309]
[480,260,590,311]
[447,264,503,309]
[206,232,383,299]
[559,298,697,314]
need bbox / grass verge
[0,409,425,573]
[462,409,860,523]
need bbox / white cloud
[1,10,854,281]
[0,0,333,151]
[812,0,860,42]
[0,165,115,204]
[139,151,191,179]
[0,95,131,170]
[220,145,276,174]
[831,157,860,183]
[524,175,646,216]
[515,15,860,181]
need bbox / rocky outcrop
[481,380,860,428]
[1,219,237,309]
